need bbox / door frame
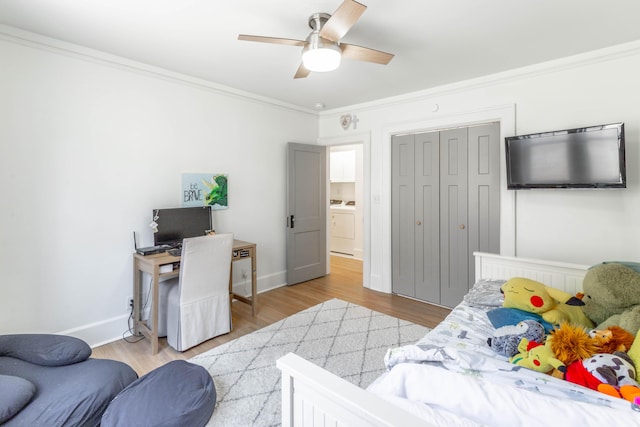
[318,132,371,288]
[381,105,516,294]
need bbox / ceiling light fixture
[302,35,341,72]
[301,13,342,72]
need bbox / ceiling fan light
[302,45,342,72]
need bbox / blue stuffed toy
[487,320,545,358]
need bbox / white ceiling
[2,0,640,111]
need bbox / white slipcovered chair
[163,233,233,352]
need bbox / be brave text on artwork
[184,182,203,203]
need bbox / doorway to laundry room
[329,144,363,272]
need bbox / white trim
[58,313,132,349]
[4,23,640,120]
[379,105,516,294]
[0,24,317,116]
[321,40,640,115]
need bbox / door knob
[416,220,422,226]
[459,224,465,230]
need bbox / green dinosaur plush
[582,263,640,333]
[509,338,566,374]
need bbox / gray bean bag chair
[0,334,137,426]
[101,360,216,427]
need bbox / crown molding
[0,24,318,116]
[320,39,640,116]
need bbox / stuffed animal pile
[486,268,640,404]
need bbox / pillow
[0,374,36,423]
[463,279,505,308]
[598,261,640,274]
[0,334,91,366]
[486,307,555,333]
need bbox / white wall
[0,32,318,345]
[319,42,640,293]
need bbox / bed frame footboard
[276,353,431,427]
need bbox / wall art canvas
[182,173,228,210]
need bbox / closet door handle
[459,224,465,230]
[290,215,295,229]
[416,220,422,226]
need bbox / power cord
[123,276,153,343]
[123,310,144,343]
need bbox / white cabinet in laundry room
[330,209,355,255]
[330,150,356,182]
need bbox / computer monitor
[152,206,212,247]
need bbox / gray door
[392,132,441,302]
[467,123,501,275]
[391,123,500,307]
[391,134,416,297]
[286,143,327,285]
[439,127,469,307]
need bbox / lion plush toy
[589,325,636,353]
[501,278,594,329]
[547,323,636,366]
[582,263,640,333]
[547,323,600,366]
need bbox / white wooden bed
[276,251,595,427]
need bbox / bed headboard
[474,252,590,295]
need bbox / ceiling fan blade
[319,0,366,42]
[238,34,306,47]
[340,43,394,65]
[294,63,311,79]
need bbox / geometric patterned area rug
[189,298,431,427]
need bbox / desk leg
[251,252,257,317]
[150,266,159,354]
[228,266,233,331]
[133,264,141,336]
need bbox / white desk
[132,239,257,354]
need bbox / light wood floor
[91,255,451,376]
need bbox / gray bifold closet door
[391,123,500,308]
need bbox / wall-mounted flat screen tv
[152,206,212,247]
[505,122,626,189]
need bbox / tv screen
[152,206,212,246]
[505,122,626,189]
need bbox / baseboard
[232,269,286,297]
[368,273,383,292]
[60,270,288,349]
[57,313,132,349]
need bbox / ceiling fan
[238,0,394,79]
